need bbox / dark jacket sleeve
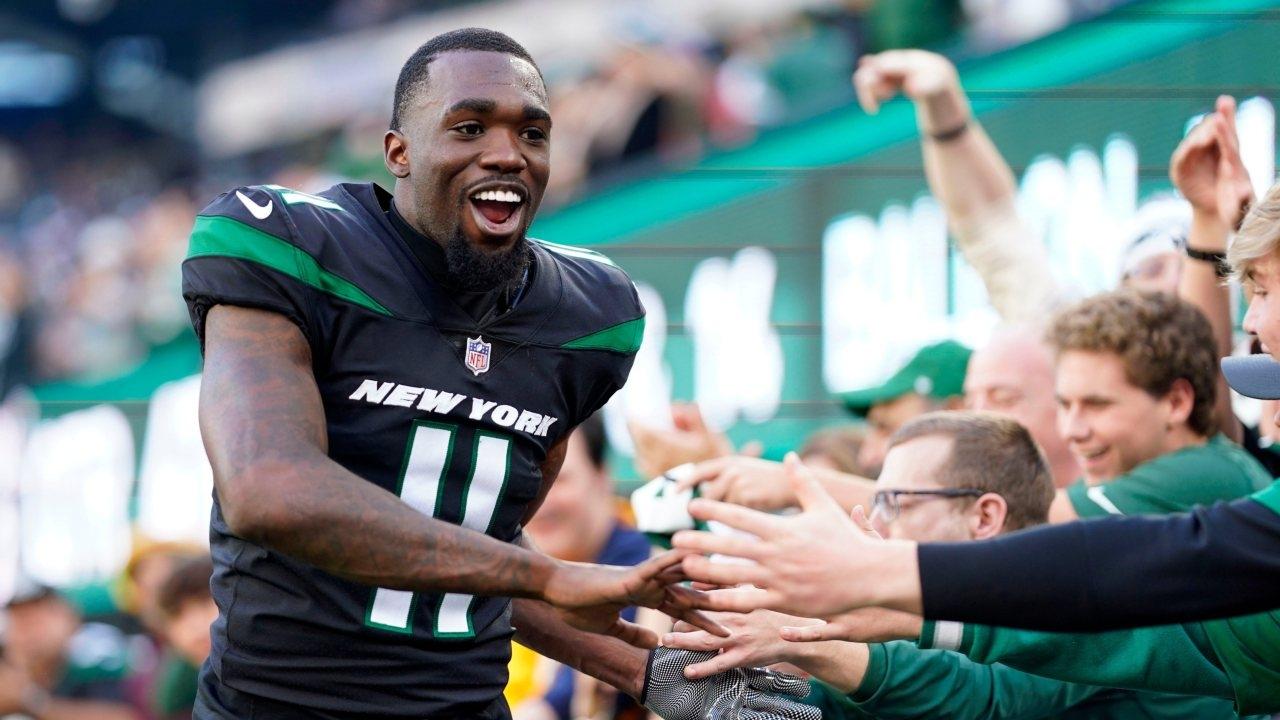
[918,497,1280,631]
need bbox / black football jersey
[181,182,643,717]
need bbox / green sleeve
[847,641,1102,720]
[920,620,1234,701]
[1203,611,1280,715]
[1253,481,1280,514]
[801,679,874,720]
[1067,437,1269,517]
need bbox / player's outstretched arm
[510,600,819,720]
[199,304,715,633]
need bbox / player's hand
[544,550,728,648]
[673,453,920,618]
[1170,95,1254,233]
[854,50,968,134]
[676,456,796,511]
[641,647,820,720]
[629,402,751,478]
[661,603,823,680]
[780,607,923,644]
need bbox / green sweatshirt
[803,639,1238,719]
[1065,435,1271,518]
[917,617,1273,717]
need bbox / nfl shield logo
[465,336,491,376]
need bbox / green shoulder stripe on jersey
[561,316,644,354]
[1252,481,1280,516]
[534,238,618,268]
[187,214,392,316]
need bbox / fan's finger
[686,498,781,539]
[678,554,768,589]
[778,623,841,643]
[671,583,772,614]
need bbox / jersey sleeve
[917,621,1234,701]
[918,488,1280,630]
[569,277,644,425]
[849,641,1102,720]
[181,186,320,349]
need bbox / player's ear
[1162,377,1195,428]
[969,492,1006,540]
[384,129,410,178]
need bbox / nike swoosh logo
[236,190,273,220]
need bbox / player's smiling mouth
[1075,446,1110,465]
[466,182,526,240]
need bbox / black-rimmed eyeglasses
[870,488,986,523]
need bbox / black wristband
[927,118,970,143]
[1185,245,1230,278]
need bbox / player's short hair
[390,27,542,130]
[888,411,1054,531]
[157,555,214,621]
[1230,181,1280,283]
[1047,290,1218,436]
[577,412,606,470]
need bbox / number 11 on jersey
[365,421,512,637]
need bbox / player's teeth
[472,190,522,203]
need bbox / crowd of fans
[0,545,213,719]
[507,46,1275,717]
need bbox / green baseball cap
[839,339,972,416]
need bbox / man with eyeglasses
[664,411,1243,718]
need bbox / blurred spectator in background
[853,49,1064,323]
[0,578,140,719]
[796,425,870,477]
[507,415,651,720]
[1116,196,1190,296]
[118,541,205,639]
[965,325,1080,487]
[149,556,214,720]
[838,339,970,476]
[111,541,205,720]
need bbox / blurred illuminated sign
[0,41,80,106]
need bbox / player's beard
[444,228,532,293]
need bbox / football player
[183,28,814,720]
